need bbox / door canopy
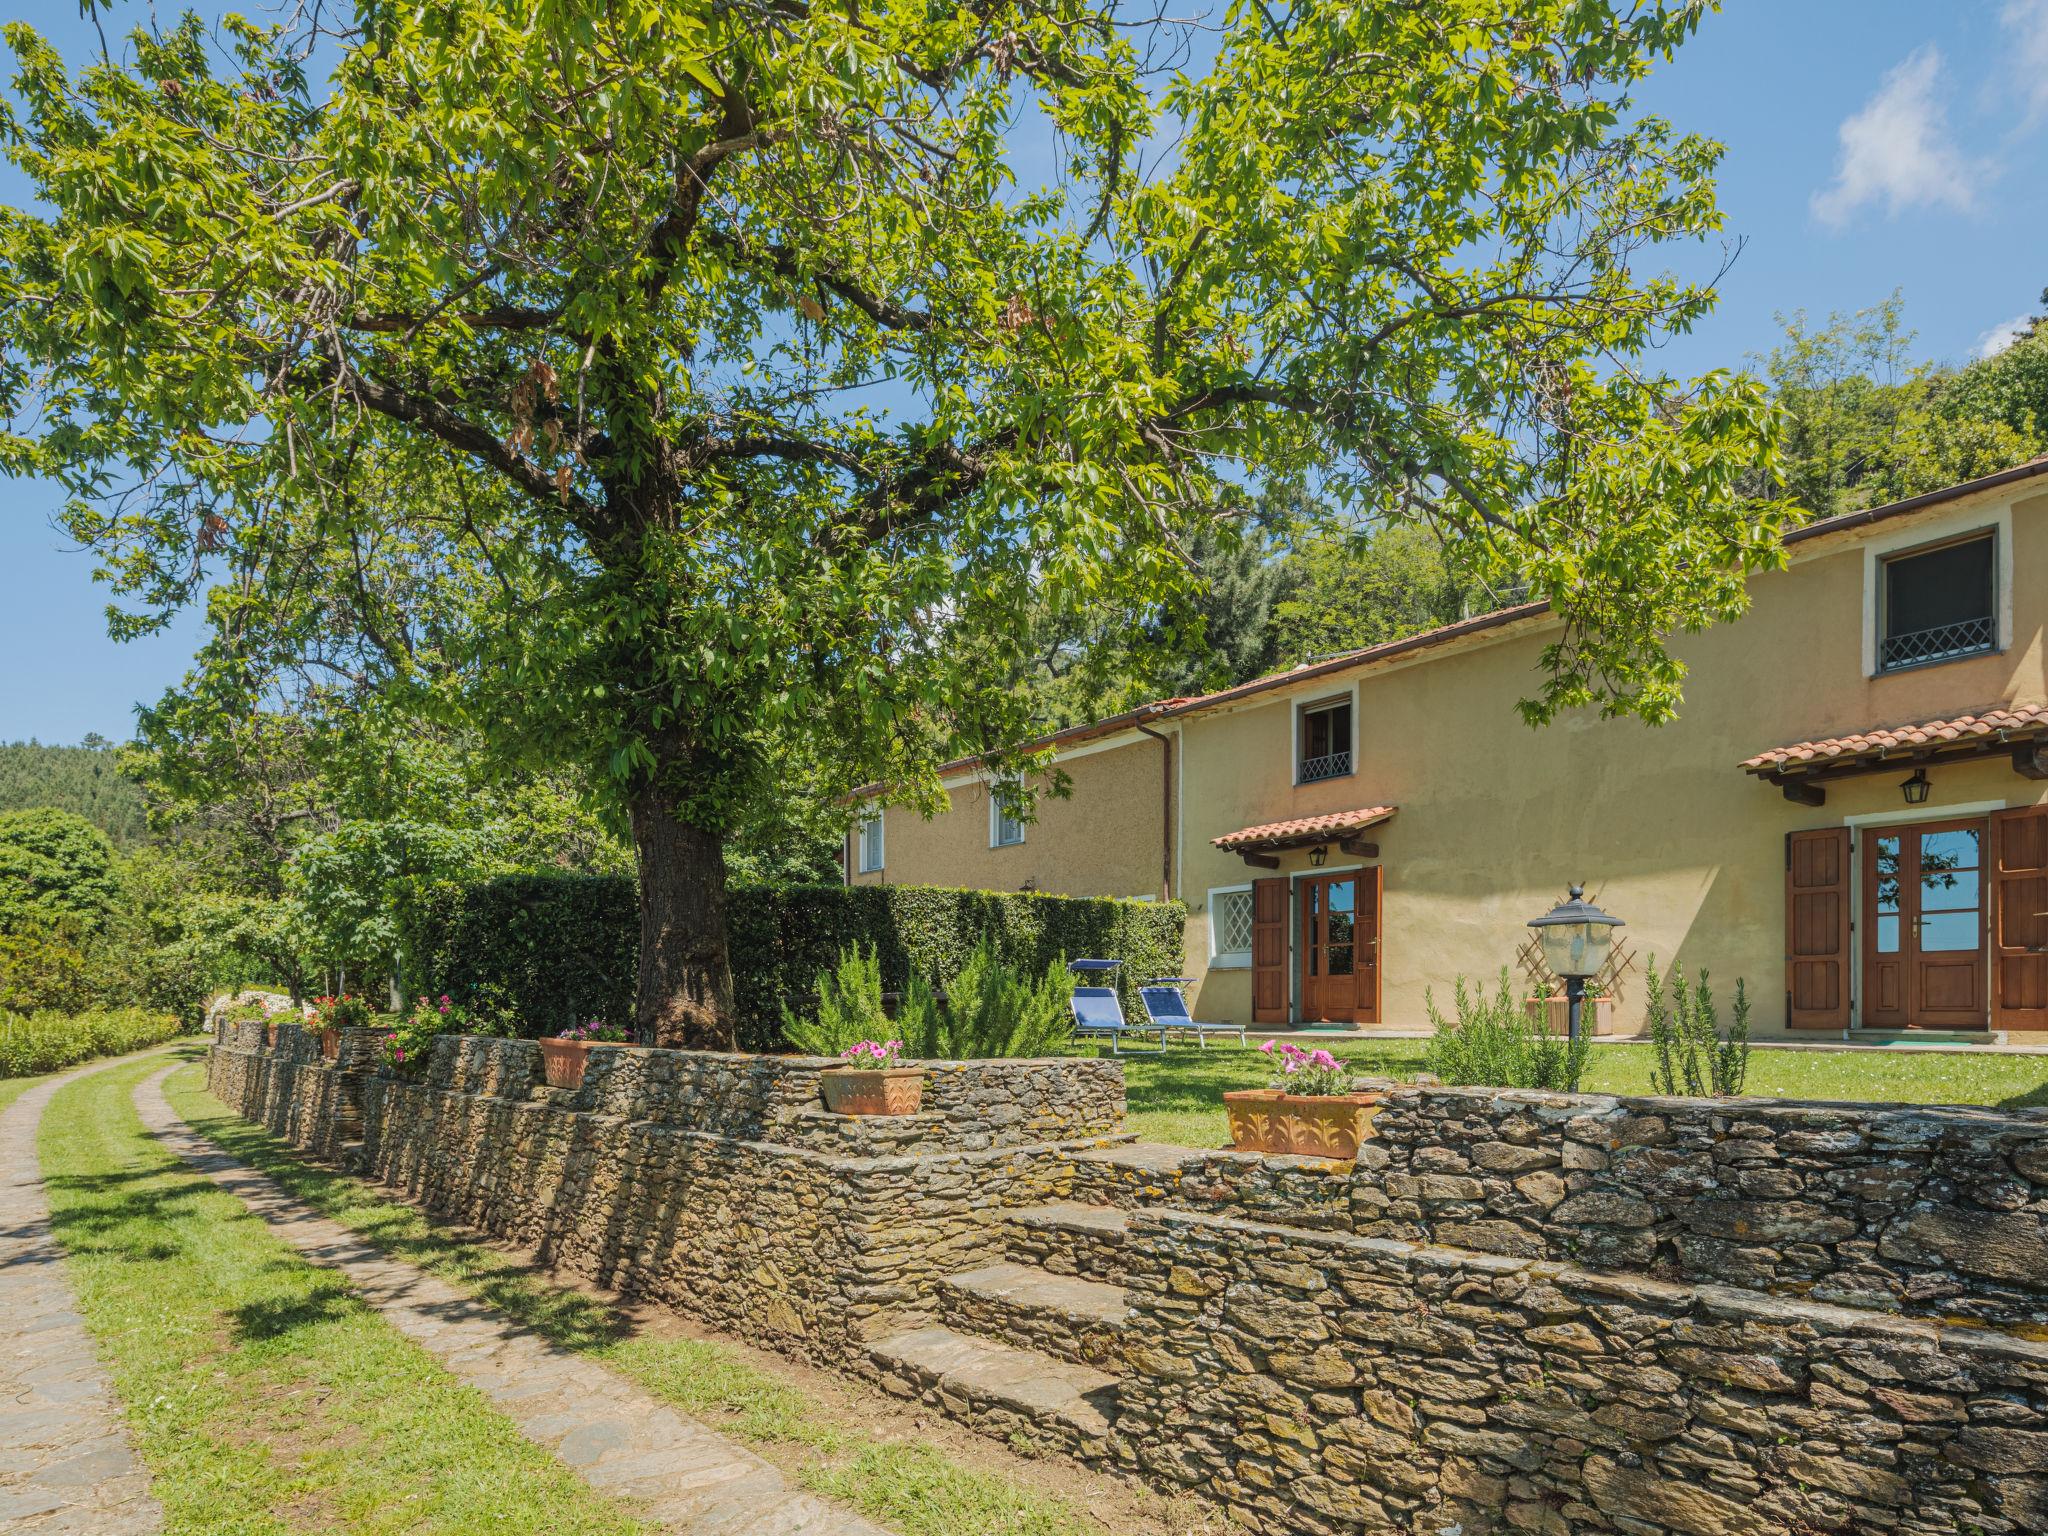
[1213,806,1397,869]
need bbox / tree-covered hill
[0,739,148,847]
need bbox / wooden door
[1991,805,2048,1030]
[1300,873,1361,1023]
[1250,877,1289,1024]
[1786,828,1851,1029]
[1355,866,1382,1025]
[1861,817,1988,1029]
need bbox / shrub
[1423,969,1590,1092]
[1261,1039,1352,1095]
[784,937,1073,1060]
[0,1007,185,1077]
[1645,958,1751,1098]
[312,993,376,1030]
[781,944,896,1056]
[407,876,1183,1049]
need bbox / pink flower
[1259,1039,1276,1055]
[1310,1049,1338,1070]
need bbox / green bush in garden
[1645,957,1752,1097]
[0,1007,185,1077]
[1423,969,1590,1093]
[408,877,1183,1050]
[784,938,1075,1060]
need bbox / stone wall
[1114,1207,2048,1536]
[1354,1085,2048,1327]
[210,1027,1113,1365]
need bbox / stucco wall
[840,482,2048,1035]
[850,732,1169,899]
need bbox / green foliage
[315,994,377,1031]
[782,936,1073,1059]
[0,924,96,1014]
[0,0,1790,1033]
[926,939,1075,1060]
[1269,522,1478,668]
[414,877,1181,1051]
[781,944,894,1057]
[0,739,147,846]
[0,808,119,930]
[1645,957,1751,1098]
[1423,970,1590,1093]
[0,1006,184,1077]
[1762,293,2046,521]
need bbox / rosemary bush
[1645,957,1751,1097]
[1423,969,1590,1092]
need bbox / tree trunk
[629,786,737,1050]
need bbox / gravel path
[0,1056,166,1535]
[133,1064,894,1536]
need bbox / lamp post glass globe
[1528,885,1624,1044]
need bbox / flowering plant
[557,1020,631,1043]
[1260,1039,1353,1096]
[376,994,463,1078]
[312,993,373,1030]
[841,1039,904,1065]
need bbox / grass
[40,1050,655,1536]
[1115,1039,2048,1147]
[163,1063,1166,1536]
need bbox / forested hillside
[0,739,148,846]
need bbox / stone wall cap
[1390,1081,2048,1129]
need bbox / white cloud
[1811,46,1981,228]
[1978,314,2034,358]
[2005,0,2048,123]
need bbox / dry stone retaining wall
[1356,1085,2048,1327]
[207,1025,2048,1536]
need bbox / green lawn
[42,1051,653,1536]
[163,1064,1185,1536]
[1114,1040,2048,1148]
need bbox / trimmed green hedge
[0,1007,187,1078]
[406,877,1188,1050]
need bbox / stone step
[938,1260,1129,1372]
[866,1324,1119,1462]
[1000,1202,1130,1283]
[1068,1140,1199,1206]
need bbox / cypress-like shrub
[406,876,1186,1050]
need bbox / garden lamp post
[1528,886,1625,1044]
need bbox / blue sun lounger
[1138,978,1248,1048]
[1067,959,1166,1054]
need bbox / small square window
[1210,888,1255,966]
[1298,697,1353,783]
[1879,534,1996,672]
[857,811,884,874]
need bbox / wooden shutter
[1786,827,1851,1029]
[1251,876,1289,1024]
[1991,805,2048,1032]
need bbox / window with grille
[1880,534,1996,673]
[857,810,884,873]
[1210,888,1255,966]
[1298,696,1353,783]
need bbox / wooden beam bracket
[1776,776,1826,808]
[1338,837,1380,858]
[2014,741,2048,781]
[1236,851,1280,869]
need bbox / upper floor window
[856,809,884,874]
[1298,696,1353,783]
[990,787,1026,848]
[1879,532,1996,673]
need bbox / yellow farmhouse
[847,459,2048,1043]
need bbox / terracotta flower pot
[1275,1092,1385,1160]
[265,1021,279,1049]
[320,1026,340,1061]
[1223,1088,1288,1154]
[820,1066,925,1116]
[540,1038,596,1088]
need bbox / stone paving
[132,1064,893,1536]
[0,1057,166,1535]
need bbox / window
[1209,887,1255,967]
[1297,696,1353,783]
[856,810,884,874]
[990,786,1026,848]
[1879,533,1996,672]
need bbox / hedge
[405,876,1188,1050]
[0,1007,187,1078]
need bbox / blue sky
[3,0,2046,745]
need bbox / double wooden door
[1299,869,1381,1025]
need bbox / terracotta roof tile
[1741,706,2048,773]
[1213,806,1397,851]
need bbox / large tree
[0,0,1787,1045]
